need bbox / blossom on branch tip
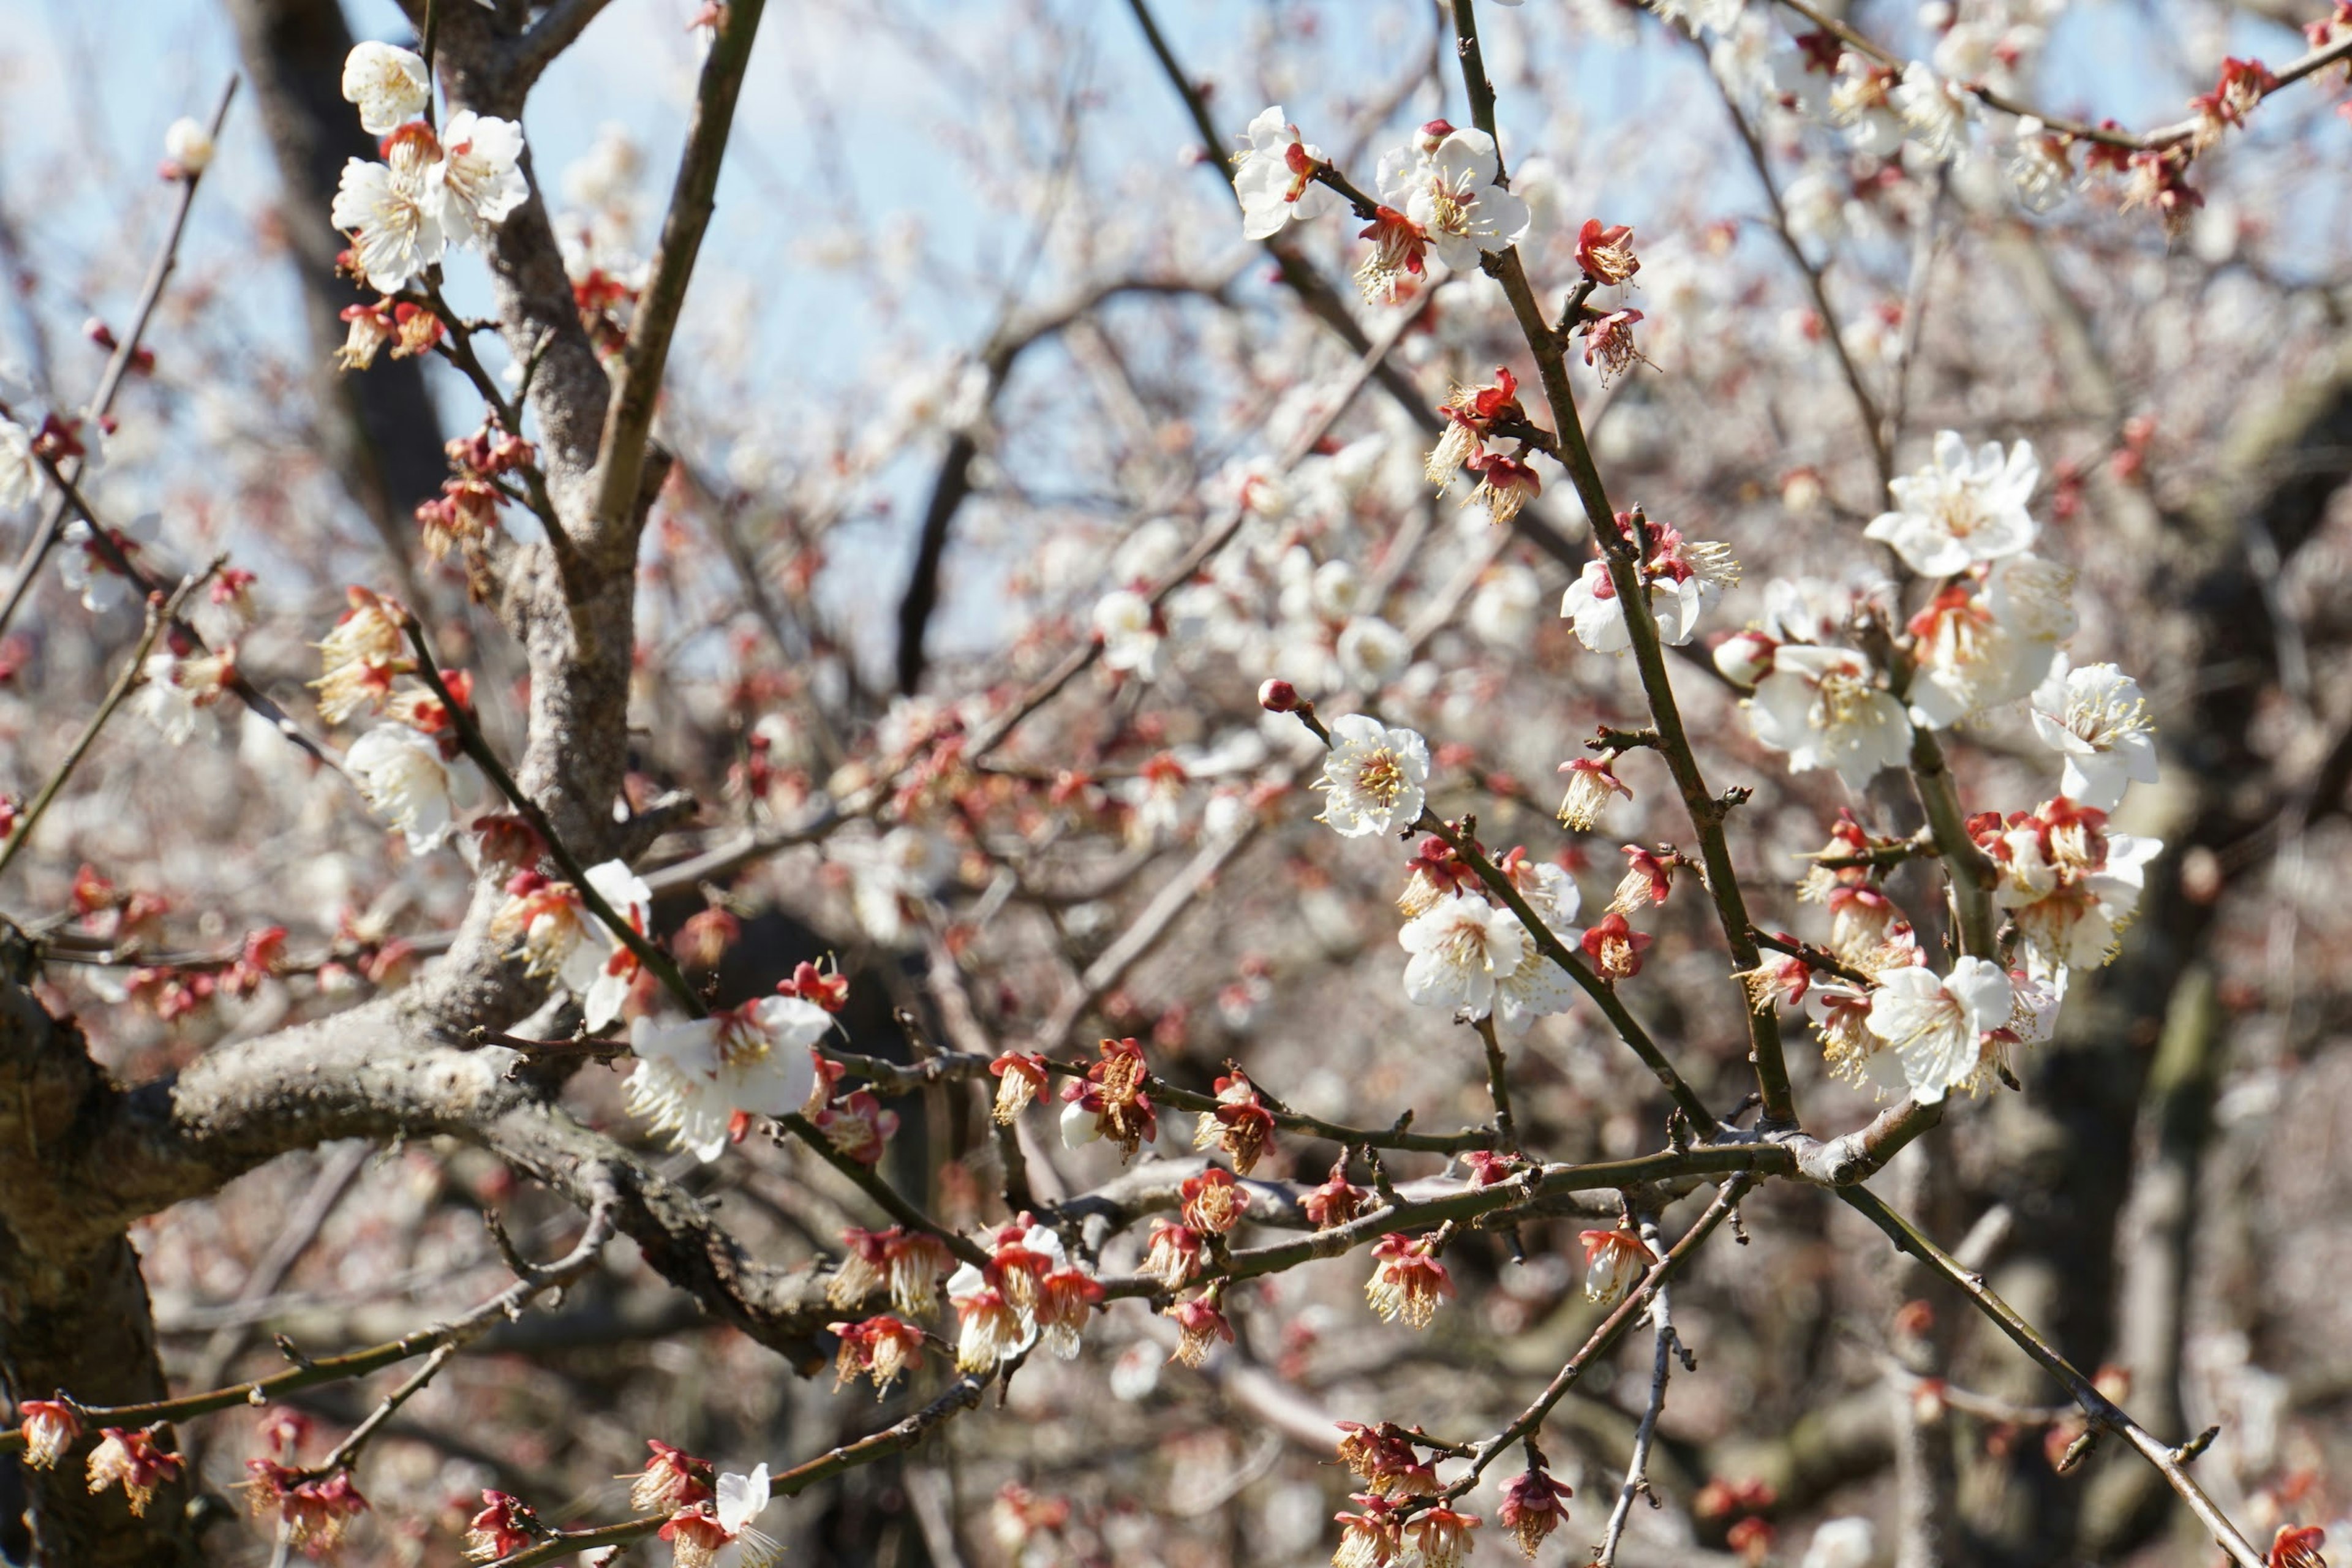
[630,1441,714,1516]
[85,1427,183,1517]
[162,116,214,178]
[1866,431,2040,576]
[1314,714,1430,838]
[464,1490,540,1561]
[1377,124,1530,270]
[1579,1226,1656,1303]
[2028,657,2158,812]
[1234,107,1340,241]
[1557,756,1634,831]
[828,1315,925,1398]
[1577,219,1640,285]
[341,41,429,135]
[17,1401,80,1469]
[1365,1231,1450,1327]
[1581,911,1652,981]
[1499,1465,1575,1557]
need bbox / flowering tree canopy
[3,1,2352,1566]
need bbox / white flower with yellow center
[625,996,827,1162]
[1866,431,2040,577]
[341,41,429,135]
[1864,957,2011,1103]
[1745,644,1913,791]
[345,723,459,853]
[1314,715,1429,838]
[1399,895,1525,1019]
[2029,657,2159,811]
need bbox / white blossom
[0,416,39,510]
[1399,895,1525,1019]
[1866,431,2040,576]
[331,131,445,292]
[1891,62,1971,160]
[573,859,655,1030]
[1864,957,2011,1103]
[431,110,529,239]
[1829,59,1906,157]
[1905,584,2056,729]
[345,723,459,854]
[2029,657,2159,810]
[1746,644,1912,791]
[1336,616,1411,687]
[2008,117,2075,213]
[1559,559,1703,652]
[1991,815,2162,974]
[1314,714,1429,838]
[1093,589,1162,679]
[625,998,827,1161]
[1468,565,1542,648]
[341,41,431,136]
[1378,127,1531,270]
[58,514,158,614]
[1234,107,1340,241]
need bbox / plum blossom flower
[1409,1505,1483,1568]
[1426,366,1526,490]
[1165,1292,1235,1366]
[331,124,446,292]
[1399,894,1524,1018]
[1745,644,1913,792]
[2009,118,2075,213]
[1092,587,1161,678]
[1866,431,2040,576]
[1314,714,1430,837]
[17,1401,80,1469]
[560,859,656,1029]
[58,513,159,614]
[1500,1465,1575,1558]
[1466,451,1542,526]
[1576,219,1640,285]
[345,723,461,853]
[1980,799,2162,974]
[464,1490,540,1561]
[1829,59,1906,156]
[1234,107,1340,240]
[1904,582,2056,729]
[85,1427,183,1517]
[989,1050,1050,1123]
[341,41,429,135]
[659,1464,779,1568]
[1336,615,1411,686]
[1891,62,1971,159]
[1579,1226,1656,1303]
[829,1315,925,1398]
[625,996,828,1161]
[1365,1232,1451,1327]
[948,1219,1071,1368]
[1581,911,1653,980]
[1864,956,2011,1102]
[136,649,238,745]
[432,111,530,239]
[1560,526,1737,652]
[0,415,38,510]
[1379,126,1531,270]
[2029,657,2159,811]
[1556,756,1633,830]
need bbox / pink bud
[1258,678,1299,713]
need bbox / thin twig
[1595,1216,1681,1568]
[0,574,203,880]
[1839,1185,2266,1568]
[584,0,766,542]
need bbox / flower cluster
[946,1215,1101,1369]
[331,43,529,295]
